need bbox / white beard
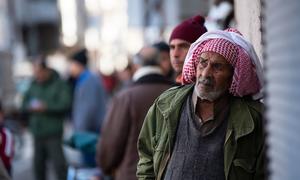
[195,76,229,102]
[195,86,226,102]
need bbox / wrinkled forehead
[197,51,234,75]
[169,39,191,47]
[199,51,229,64]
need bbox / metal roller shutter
[265,0,300,179]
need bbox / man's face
[33,65,49,83]
[169,39,191,73]
[69,61,83,78]
[195,52,233,101]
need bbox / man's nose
[173,47,181,57]
[201,64,213,78]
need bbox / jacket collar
[76,69,90,87]
[156,84,193,119]
[225,97,255,143]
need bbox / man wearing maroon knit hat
[169,15,207,84]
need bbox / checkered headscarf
[182,28,263,99]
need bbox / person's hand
[29,99,46,112]
[30,103,46,112]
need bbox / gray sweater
[164,94,228,180]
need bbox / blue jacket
[72,70,107,133]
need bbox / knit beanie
[169,15,207,44]
[71,49,88,67]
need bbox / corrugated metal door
[265,0,300,180]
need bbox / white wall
[234,0,263,61]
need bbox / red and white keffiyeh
[182,28,263,99]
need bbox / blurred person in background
[223,0,235,29]
[68,49,107,167]
[69,48,107,133]
[21,57,71,180]
[97,45,173,180]
[0,101,14,177]
[115,57,134,91]
[205,0,234,30]
[169,15,207,84]
[99,72,118,98]
[137,28,265,180]
[153,41,174,81]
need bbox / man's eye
[199,61,207,68]
[212,63,224,71]
[182,44,190,49]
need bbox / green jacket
[22,70,71,138]
[137,85,265,180]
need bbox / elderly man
[137,29,265,180]
[97,46,173,180]
[169,15,207,84]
